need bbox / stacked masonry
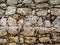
[0,0,60,45]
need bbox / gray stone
[37,17,43,26]
[44,20,51,27]
[0,3,6,8]
[24,17,32,26]
[9,43,16,45]
[51,8,60,16]
[36,9,47,16]
[7,0,17,5]
[34,0,48,3]
[0,39,7,44]
[18,19,24,30]
[24,16,38,26]
[50,0,60,4]
[22,0,33,4]
[0,9,5,15]
[31,16,38,24]
[53,16,60,27]
[36,3,49,8]
[17,8,32,15]
[5,6,16,15]
[32,10,35,15]
[0,17,7,26]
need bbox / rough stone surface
[51,8,60,16]
[7,0,17,5]
[22,0,33,4]
[53,16,60,27]
[8,36,19,42]
[8,28,18,35]
[34,0,48,3]
[21,26,35,36]
[0,39,7,44]
[39,37,50,43]
[0,0,60,45]
[7,17,17,26]
[0,0,5,2]
[36,3,49,8]
[44,20,51,27]
[0,17,7,26]
[25,37,36,43]
[0,30,7,37]
[36,9,47,16]
[9,43,17,45]
[50,0,60,5]
[0,9,5,15]
[5,6,16,15]
[37,17,43,26]
[17,8,32,15]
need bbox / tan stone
[35,27,50,34]
[39,37,51,43]
[7,17,17,26]
[21,26,35,36]
[51,8,60,16]
[25,37,36,43]
[0,29,7,37]
[9,43,17,45]
[18,19,24,29]
[17,8,32,15]
[8,36,19,43]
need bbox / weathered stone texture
[0,0,60,45]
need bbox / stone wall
[0,0,60,45]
